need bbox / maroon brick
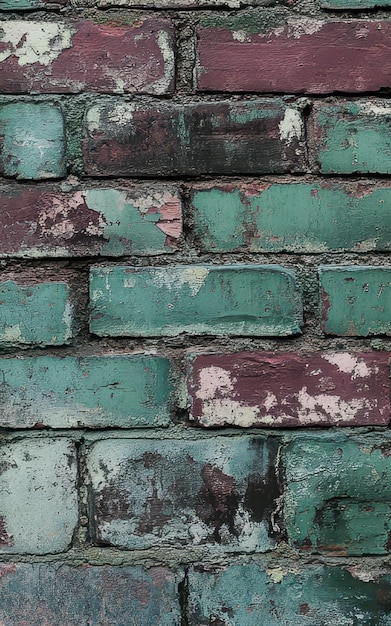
[0,19,174,95]
[83,99,305,177]
[196,20,391,94]
[187,352,391,427]
[0,184,182,257]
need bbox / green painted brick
[89,265,302,337]
[0,354,171,428]
[191,182,391,253]
[0,439,78,554]
[320,266,391,336]
[0,0,66,8]
[0,103,65,180]
[188,563,391,625]
[284,437,391,555]
[312,101,391,174]
[321,0,391,8]
[0,280,74,347]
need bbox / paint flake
[0,22,74,67]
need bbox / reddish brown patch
[299,603,310,615]
[0,516,13,547]
[197,21,391,94]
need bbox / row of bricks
[1,19,391,95]
[2,435,391,556]
[2,180,391,257]
[0,350,389,429]
[2,99,391,179]
[0,265,391,346]
[1,0,390,9]
[0,562,390,625]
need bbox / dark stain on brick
[299,603,310,615]
[196,464,240,542]
[243,463,280,529]
[137,485,172,534]
[0,516,13,547]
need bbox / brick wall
[0,0,391,622]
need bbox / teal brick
[0,439,78,554]
[284,437,391,555]
[0,564,181,626]
[0,354,171,428]
[89,265,302,337]
[0,0,66,8]
[188,563,391,625]
[321,0,391,8]
[320,266,391,336]
[0,280,74,347]
[312,101,391,174]
[191,182,391,253]
[0,103,65,180]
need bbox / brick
[0,278,74,347]
[0,564,181,626]
[87,437,280,550]
[320,0,391,9]
[191,181,391,253]
[89,265,302,337]
[311,100,391,174]
[0,354,171,429]
[0,439,77,554]
[0,0,66,9]
[187,352,390,428]
[0,185,182,258]
[196,20,391,94]
[0,20,174,95]
[83,100,305,177]
[188,563,391,624]
[0,103,65,180]
[98,0,271,7]
[320,266,391,336]
[284,437,391,555]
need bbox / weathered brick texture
[0,20,175,95]
[197,20,391,94]
[187,352,391,427]
[83,100,305,176]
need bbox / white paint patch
[352,238,379,252]
[359,102,391,117]
[200,398,260,427]
[234,504,266,551]
[287,18,324,39]
[279,108,302,145]
[322,353,377,379]
[107,103,136,126]
[62,301,73,340]
[196,366,235,401]
[297,386,373,423]
[263,391,278,411]
[0,21,74,67]
[86,106,102,134]
[232,30,250,43]
[1,324,23,342]
[37,192,88,240]
[152,267,209,296]
[132,190,176,215]
[123,277,136,288]
[150,30,175,94]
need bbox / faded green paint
[188,563,391,625]
[0,0,45,7]
[89,265,302,337]
[0,103,65,180]
[314,102,391,174]
[320,266,391,336]
[0,439,78,554]
[0,354,171,428]
[321,0,391,8]
[192,183,391,252]
[85,188,177,255]
[0,280,73,347]
[200,8,289,35]
[284,437,391,555]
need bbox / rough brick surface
[0,439,77,554]
[0,278,74,347]
[188,563,391,624]
[0,0,66,8]
[311,100,391,174]
[0,564,181,625]
[0,354,171,429]
[0,185,182,257]
[0,103,65,180]
[187,352,390,428]
[191,180,391,253]
[284,437,391,555]
[197,20,391,94]
[98,0,272,6]
[87,437,280,551]
[0,19,175,95]
[89,264,303,337]
[320,266,391,336]
[83,100,305,177]
[321,0,391,9]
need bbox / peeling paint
[152,267,210,296]
[0,21,74,66]
[279,109,303,145]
